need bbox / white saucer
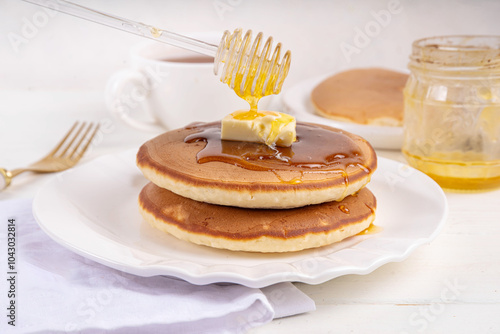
[282,75,404,149]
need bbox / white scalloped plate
[33,150,447,288]
[282,75,404,149]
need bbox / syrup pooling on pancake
[184,122,371,184]
[137,121,377,208]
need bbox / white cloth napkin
[0,199,315,334]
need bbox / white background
[2,0,500,92]
[2,2,500,333]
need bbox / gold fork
[0,122,100,190]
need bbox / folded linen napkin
[0,199,315,334]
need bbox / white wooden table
[1,91,499,333]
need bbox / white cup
[105,31,249,132]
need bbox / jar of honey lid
[403,35,500,191]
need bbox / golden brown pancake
[311,68,408,126]
[139,182,377,252]
[136,122,377,209]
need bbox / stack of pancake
[311,68,408,127]
[136,121,377,252]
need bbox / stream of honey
[184,32,380,235]
[183,34,372,184]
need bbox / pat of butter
[221,110,297,147]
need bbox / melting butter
[221,110,296,147]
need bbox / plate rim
[32,150,448,288]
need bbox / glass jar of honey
[402,35,500,191]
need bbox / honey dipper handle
[21,0,219,57]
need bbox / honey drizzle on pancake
[338,205,350,214]
[185,122,371,183]
[357,224,383,235]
